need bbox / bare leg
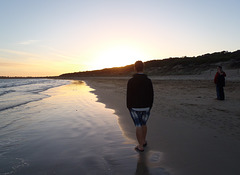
[136,127,144,150]
[142,125,147,145]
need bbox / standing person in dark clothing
[127,61,154,152]
[214,66,226,100]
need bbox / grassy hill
[59,50,240,78]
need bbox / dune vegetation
[59,50,240,78]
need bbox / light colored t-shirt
[132,107,150,112]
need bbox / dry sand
[82,76,240,175]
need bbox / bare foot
[135,145,144,152]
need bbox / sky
[0,0,240,76]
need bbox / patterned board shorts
[129,108,150,127]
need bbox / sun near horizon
[86,44,150,71]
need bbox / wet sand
[84,77,240,175]
[1,80,170,175]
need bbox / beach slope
[85,77,240,175]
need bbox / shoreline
[81,77,240,175]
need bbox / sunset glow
[90,45,147,70]
[0,0,239,76]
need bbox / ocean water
[0,79,168,175]
[0,79,70,112]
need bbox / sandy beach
[0,79,170,175]
[83,76,240,175]
[1,77,240,174]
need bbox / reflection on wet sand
[135,150,170,175]
[135,152,150,175]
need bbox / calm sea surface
[0,79,167,175]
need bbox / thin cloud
[18,40,40,45]
[0,47,78,63]
[0,48,43,59]
[0,62,30,67]
[43,46,81,61]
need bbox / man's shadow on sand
[135,150,169,175]
[135,152,150,175]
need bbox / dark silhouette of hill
[59,50,240,78]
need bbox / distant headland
[59,50,240,78]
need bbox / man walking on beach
[127,61,154,152]
[214,66,226,100]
